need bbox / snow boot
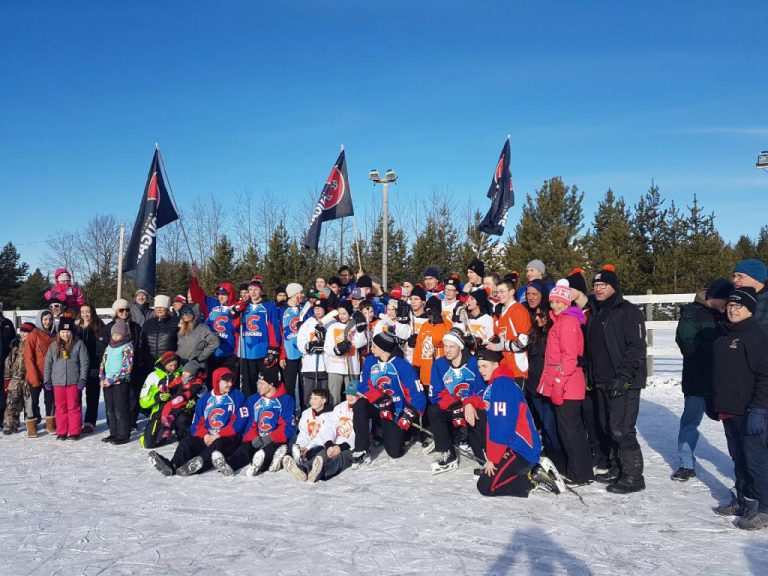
[431,449,459,475]
[176,456,204,477]
[283,455,308,482]
[671,467,696,482]
[268,445,288,472]
[245,449,266,478]
[606,475,646,494]
[148,451,175,477]
[307,455,325,483]
[26,419,38,438]
[211,451,234,477]
[291,443,301,462]
[538,456,566,494]
[82,422,95,434]
[594,466,620,484]
[737,499,768,530]
[351,450,371,469]
[45,416,56,435]
[714,489,745,517]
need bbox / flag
[123,148,180,294]
[477,137,514,236]
[302,150,354,250]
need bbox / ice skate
[431,449,458,475]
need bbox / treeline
[2,177,766,310]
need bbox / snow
[3,332,767,575]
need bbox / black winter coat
[585,293,647,390]
[138,315,178,372]
[78,322,110,378]
[675,294,724,397]
[712,318,768,416]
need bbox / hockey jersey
[297,316,326,373]
[359,355,426,416]
[295,406,334,451]
[430,355,486,409]
[441,299,459,323]
[483,365,541,465]
[330,400,355,447]
[282,305,303,361]
[324,320,368,375]
[239,300,282,360]
[494,302,532,378]
[190,389,248,438]
[411,319,452,386]
[456,313,495,344]
[189,277,239,358]
[242,384,296,443]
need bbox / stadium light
[757,151,768,171]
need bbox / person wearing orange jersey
[486,279,531,386]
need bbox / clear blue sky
[2,1,767,274]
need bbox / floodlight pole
[369,169,397,292]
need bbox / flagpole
[351,216,363,274]
[116,224,125,299]
[156,144,196,265]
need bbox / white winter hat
[154,295,171,309]
[112,298,130,312]
[285,283,304,299]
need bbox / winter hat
[179,305,195,316]
[410,286,427,301]
[344,380,359,395]
[275,284,287,297]
[467,258,486,278]
[444,274,461,290]
[338,301,354,316]
[373,331,399,354]
[370,274,383,286]
[238,282,249,292]
[112,298,130,312]
[549,279,573,306]
[215,285,229,295]
[733,259,767,282]
[728,287,758,314]
[56,270,71,282]
[348,287,365,300]
[173,294,187,304]
[158,351,179,368]
[467,287,490,312]
[135,289,150,298]
[592,267,620,291]
[389,285,404,300]
[502,271,519,286]
[249,276,263,288]
[312,298,328,312]
[425,296,442,315]
[706,278,734,301]
[111,319,130,339]
[565,268,588,295]
[259,365,281,387]
[357,275,373,289]
[443,328,466,350]
[19,322,36,333]
[526,259,546,275]
[154,295,171,309]
[424,266,441,280]
[212,367,234,395]
[286,282,304,299]
[476,348,502,364]
[527,279,549,297]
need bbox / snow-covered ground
[2,333,766,575]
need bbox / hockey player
[232,277,282,399]
[296,299,331,409]
[214,365,296,477]
[372,298,412,347]
[485,279,531,386]
[281,283,307,406]
[456,289,495,346]
[352,331,426,465]
[441,275,462,322]
[475,349,564,496]
[148,368,247,476]
[406,286,430,363]
[324,301,368,406]
[139,351,184,448]
[188,274,239,380]
[282,387,335,482]
[462,259,485,296]
[412,298,452,395]
[427,328,486,474]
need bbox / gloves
[334,340,352,356]
[396,301,411,324]
[231,300,247,314]
[550,378,565,406]
[484,339,504,352]
[461,331,476,350]
[353,311,368,333]
[156,392,171,403]
[307,340,324,355]
[374,396,395,421]
[609,378,630,398]
[44,382,53,391]
[264,346,280,368]
[251,435,273,450]
[77,379,87,391]
[407,334,418,348]
[397,404,420,431]
[506,334,529,353]
[185,400,196,410]
[448,402,466,428]
[746,408,767,436]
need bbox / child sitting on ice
[157,362,206,441]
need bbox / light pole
[757,150,768,171]
[369,168,398,291]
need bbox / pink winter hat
[548,279,572,306]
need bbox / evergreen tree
[410,202,459,280]
[204,234,238,291]
[652,200,687,293]
[732,235,757,262]
[156,259,192,299]
[262,221,292,295]
[360,216,410,287]
[82,269,118,307]
[677,195,728,291]
[632,181,668,292]
[756,225,768,265]
[234,243,261,285]
[459,210,503,276]
[0,242,29,307]
[504,177,584,279]
[13,268,49,310]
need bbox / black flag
[123,148,180,294]
[477,137,514,236]
[302,150,354,250]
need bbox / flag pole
[156,144,196,265]
[351,216,363,273]
[117,224,125,299]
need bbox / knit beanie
[733,259,767,282]
[527,279,549,297]
[468,287,490,312]
[424,266,441,279]
[592,267,620,291]
[549,280,573,306]
[565,268,588,295]
[154,295,171,309]
[444,274,461,290]
[728,287,758,314]
[112,298,130,312]
[442,328,465,350]
[706,278,734,301]
[526,259,546,275]
[410,286,427,301]
[356,275,373,289]
[373,331,399,354]
[259,365,281,387]
[468,258,486,278]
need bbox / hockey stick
[410,422,485,465]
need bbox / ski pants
[53,385,82,437]
[104,380,131,441]
[3,379,27,431]
[171,434,242,474]
[141,409,193,449]
[724,415,768,513]
[595,388,644,479]
[554,399,595,484]
[27,386,54,420]
[353,397,406,458]
[477,449,535,497]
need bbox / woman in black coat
[76,304,110,432]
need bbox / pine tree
[262,221,292,295]
[652,200,687,292]
[632,182,668,292]
[756,225,768,264]
[503,177,584,279]
[0,242,29,308]
[156,259,192,299]
[410,202,459,280]
[732,235,757,262]
[204,234,238,291]
[234,243,261,285]
[82,269,118,307]
[677,195,728,291]
[360,216,410,287]
[13,268,49,310]
[459,210,503,276]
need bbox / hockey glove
[264,346,280,368]
[396,301,411,324]
[231,300,248,315]
[374,396,395,421]
[306,340,324,355]
[251,435,273,450]
[484,338,504,352]
[407,333,418,348]
[397,404,420,431]
[156,392,171,403]
[333,340,352,356]
[77,379,87,391]
[353,311,368,333]
[746,407,767,436]
[448,402,466,428]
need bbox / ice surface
[2,333,766,575]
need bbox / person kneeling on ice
[427,328,486,474]
[351,331,426,467]
[282,387,337,482]
[211,365,296,477]
[148,368,246,476]
[475,349,565,497]
[139,352,183,448]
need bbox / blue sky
[1,1,767,273]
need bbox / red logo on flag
[147,172,159,202]
[321,166,345,210]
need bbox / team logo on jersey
[257,410,276,433]
[213,315,229,333]
[421,336,434,360]
[452,381,471,400]
[245,315,262,331]
[289,316,301,333]
[207,407,229,431]
[336,416,353,440]
[321,166,346,210]
[374,375,395,396]
[307,419,320,439]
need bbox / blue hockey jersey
[239,300,282,360]
[242,384,296,444]
[281,305,302,361]
[430,355,485,409]
[190,389,247,438]
[360,355,426,416]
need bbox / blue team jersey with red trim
[430,355,485,409]
[281,306,302,361]
[208,304,237,357]
[242,385,296,443]
[359,355,426,416]
[239,301,282,360]
[190,389,247,438]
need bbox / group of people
[1,257,766,530]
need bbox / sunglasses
[117,308,129,313]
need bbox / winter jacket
[540,306,586,402]
[44,267,85,311]
[585,292,647,390]
[99,343,134,385]
[675,293,723,397]
[130,302,154,328]
[176,319,220,365]
[44,339,88,386]
[756,286,768,330]
[138,315,178,372]
[4,338,26,387]
[24,311,55,388]
[139,360,183,415]
[78,322,110,379]
[189,277,239,358]
[712,318,768,416]
[0,316,15,378]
